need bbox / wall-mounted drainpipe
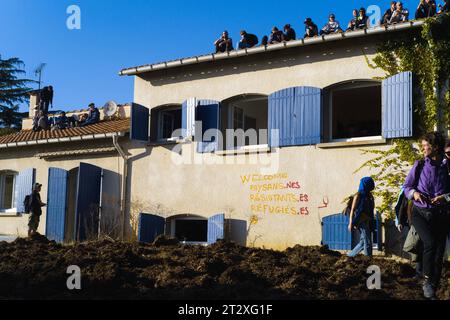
[113,134,128,240]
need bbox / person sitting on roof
[32,111,49,132]
[261,35,269,46]
[283,24,296,41]
[416,0,437,19]
[355,8,370,29]
[439,0,449,12]
[238,30,259,49]
[320,14,343,35]
[383,1,397,24]
[389,2,410,24]
[304,18,319,38]
[54,111,70,130]
[214,31,234,53]
[347,9,359,31]
[269,27,284,44]
[80,103,100,127]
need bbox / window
[324,81,382,141]
[221,94,268,149]
[150,105,182,142]
[0,171,17,211]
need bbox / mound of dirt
[0,237,448,300]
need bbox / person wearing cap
[214,31,234,53]
[80,103,100,127]
[389,2,410,24]
[319,14,343,35]
[283,24,296,41]
[268,26,284,44]
[303,18,318,38]
[28,183,46,237]
[238,30,259,49]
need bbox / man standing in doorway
[28,183,46,237]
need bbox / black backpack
[23,194,32,214]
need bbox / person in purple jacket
[403,132,450,299]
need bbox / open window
[167,215,208,244]
[323,81,382,142]
[0,170,17,212]
[221,94,268,150]
[150,104,182,143]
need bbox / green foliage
[0,55,35,128]
[360,15,450,219]
[0,127,18,137]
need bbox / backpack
[23,194,32,214]
[343,196,354,216]
[247,34,259,47]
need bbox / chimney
[29,90,41,119]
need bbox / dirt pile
[0,236,448,300]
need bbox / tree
[0,55,35,129]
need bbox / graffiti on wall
[240,173,310,216]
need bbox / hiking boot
[423,278,436,299]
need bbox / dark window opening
[175,220,208,242]
[331,85,382,140]
[150,105,182,142]
[221,95,268,149]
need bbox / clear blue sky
[1,0,424,112]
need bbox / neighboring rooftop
[119,20,424,76]
[0,118,130,149]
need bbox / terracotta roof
[0,118,130,146]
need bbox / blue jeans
[348,221,373,257]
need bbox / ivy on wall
[359,14,450,219]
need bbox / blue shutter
[196,100,220,153]
[75,163,102,241]
[207,213,225,244]
[269,86,322,147]
[131,103,150,141]
[14,168,35,212]
[269,87,296,147]
[182,98,197,138]
[322,214,352,250]
[382,71,413,138]
[138,213,165,243]
[294,87,322,145]
[45,168,68,243]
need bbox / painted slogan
[240,173,311,216]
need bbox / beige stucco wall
[0,140,124,238]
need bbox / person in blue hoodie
[347,177,376,257]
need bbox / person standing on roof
[214,31,234,53]
[403,132,450,300]
[319,14,343,35]
[39,86,53,115]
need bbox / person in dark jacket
[28,183,46,237]
[403,132,450,299]
[383,1,397,24]
[214,31,234,53]
[347,9,359,31]
[269,27,284,44]
[238,30,259,49]
[439,0,449,12]
[304,18,319,38]
[39,86,53,115]
[356,7,370,29]
[80,103,100,127]
[416,0,437,19]
[389,2,410,24]
[347,177,376,258]
[283,24,296,41]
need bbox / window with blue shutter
[131,103,150,141]
[46,168,68,243]
[269,86,322,147]
[382,71,413,138]
[207,213,225,244]
[14,168,35,213]
[182,98,197,139]
[138,213,165,243]
[196,100,220,153]
[75,163,102,241]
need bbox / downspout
[113,134,128,240]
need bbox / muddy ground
[0,235,448,300]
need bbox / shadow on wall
[228,219,247,247]
[140,37,381,87]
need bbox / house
[0,20,423,250]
